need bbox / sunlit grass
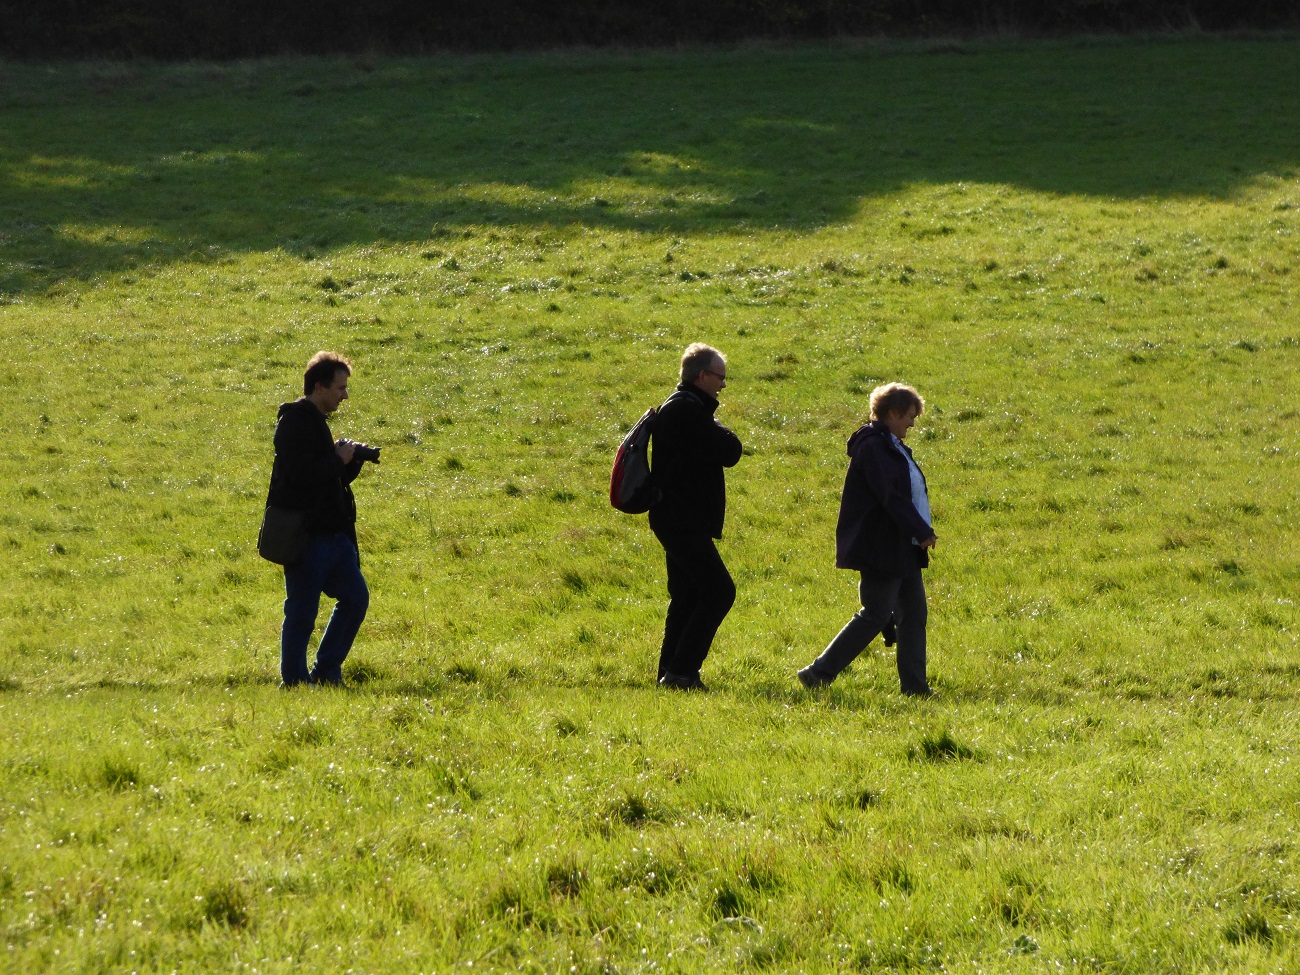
[1,35,1299,973]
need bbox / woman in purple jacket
[798,383,937,696]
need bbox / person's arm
[708,419,743,468]
[334,439,366,485]
[659,396,742,469]
[339,454,364,485]
[854,438,933,542]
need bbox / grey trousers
[807,561,929,694]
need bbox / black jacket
[649,384,743,539]
[835,421,933,576]
[266,399,362,541]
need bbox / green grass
[2,35,1299,972]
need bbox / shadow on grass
[1,37,1298,296]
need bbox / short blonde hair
[870,383,924,422]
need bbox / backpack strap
[660,389,696,411]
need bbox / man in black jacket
[649,343,744,690]
[267,351,371,687]
[798,383,937,696]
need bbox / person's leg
[662,534,734,680]
[280,536,328,685]
[802,573,901,684]
[311,535,369,684]
[658,547,697,682]
[894,560,929,695]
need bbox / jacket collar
[676,382,720,414]
[882,423,915,457]
[851,419,912,457]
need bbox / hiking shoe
[659,673,707,691]
[797,667,833,689]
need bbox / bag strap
[660,389,695,412]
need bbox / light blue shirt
[890,433,931,542]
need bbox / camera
[339,438,381,464]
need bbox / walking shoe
[797,667,833,689]
[659,673,707,691]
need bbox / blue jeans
[280,533,369,685]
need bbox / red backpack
[609,406,660,513]
[611,391,693,514]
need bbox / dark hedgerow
[1,1,1297,60]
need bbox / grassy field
[2,35,1299,973]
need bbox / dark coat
[649,384,743,539]
[835,420,933,576]
[266,399,362,541]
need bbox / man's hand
[335,439,356,464]
[919,535,938,550]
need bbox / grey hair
[680,343,724,383]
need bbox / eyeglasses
[703,369,727,381]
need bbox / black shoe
[309,670,345,688]
[902,686,933,698]
[659,673,707,691]
[797,667,833,689]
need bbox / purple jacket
[834,421,933,576]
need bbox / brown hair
[303,351,352,395]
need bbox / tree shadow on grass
[1,37,1297,297]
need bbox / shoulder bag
[257,505,308,565]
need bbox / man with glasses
[648,343,743,690]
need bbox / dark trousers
[281,532,369,685]
[808,555,929,694]
[650,522,735,681]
